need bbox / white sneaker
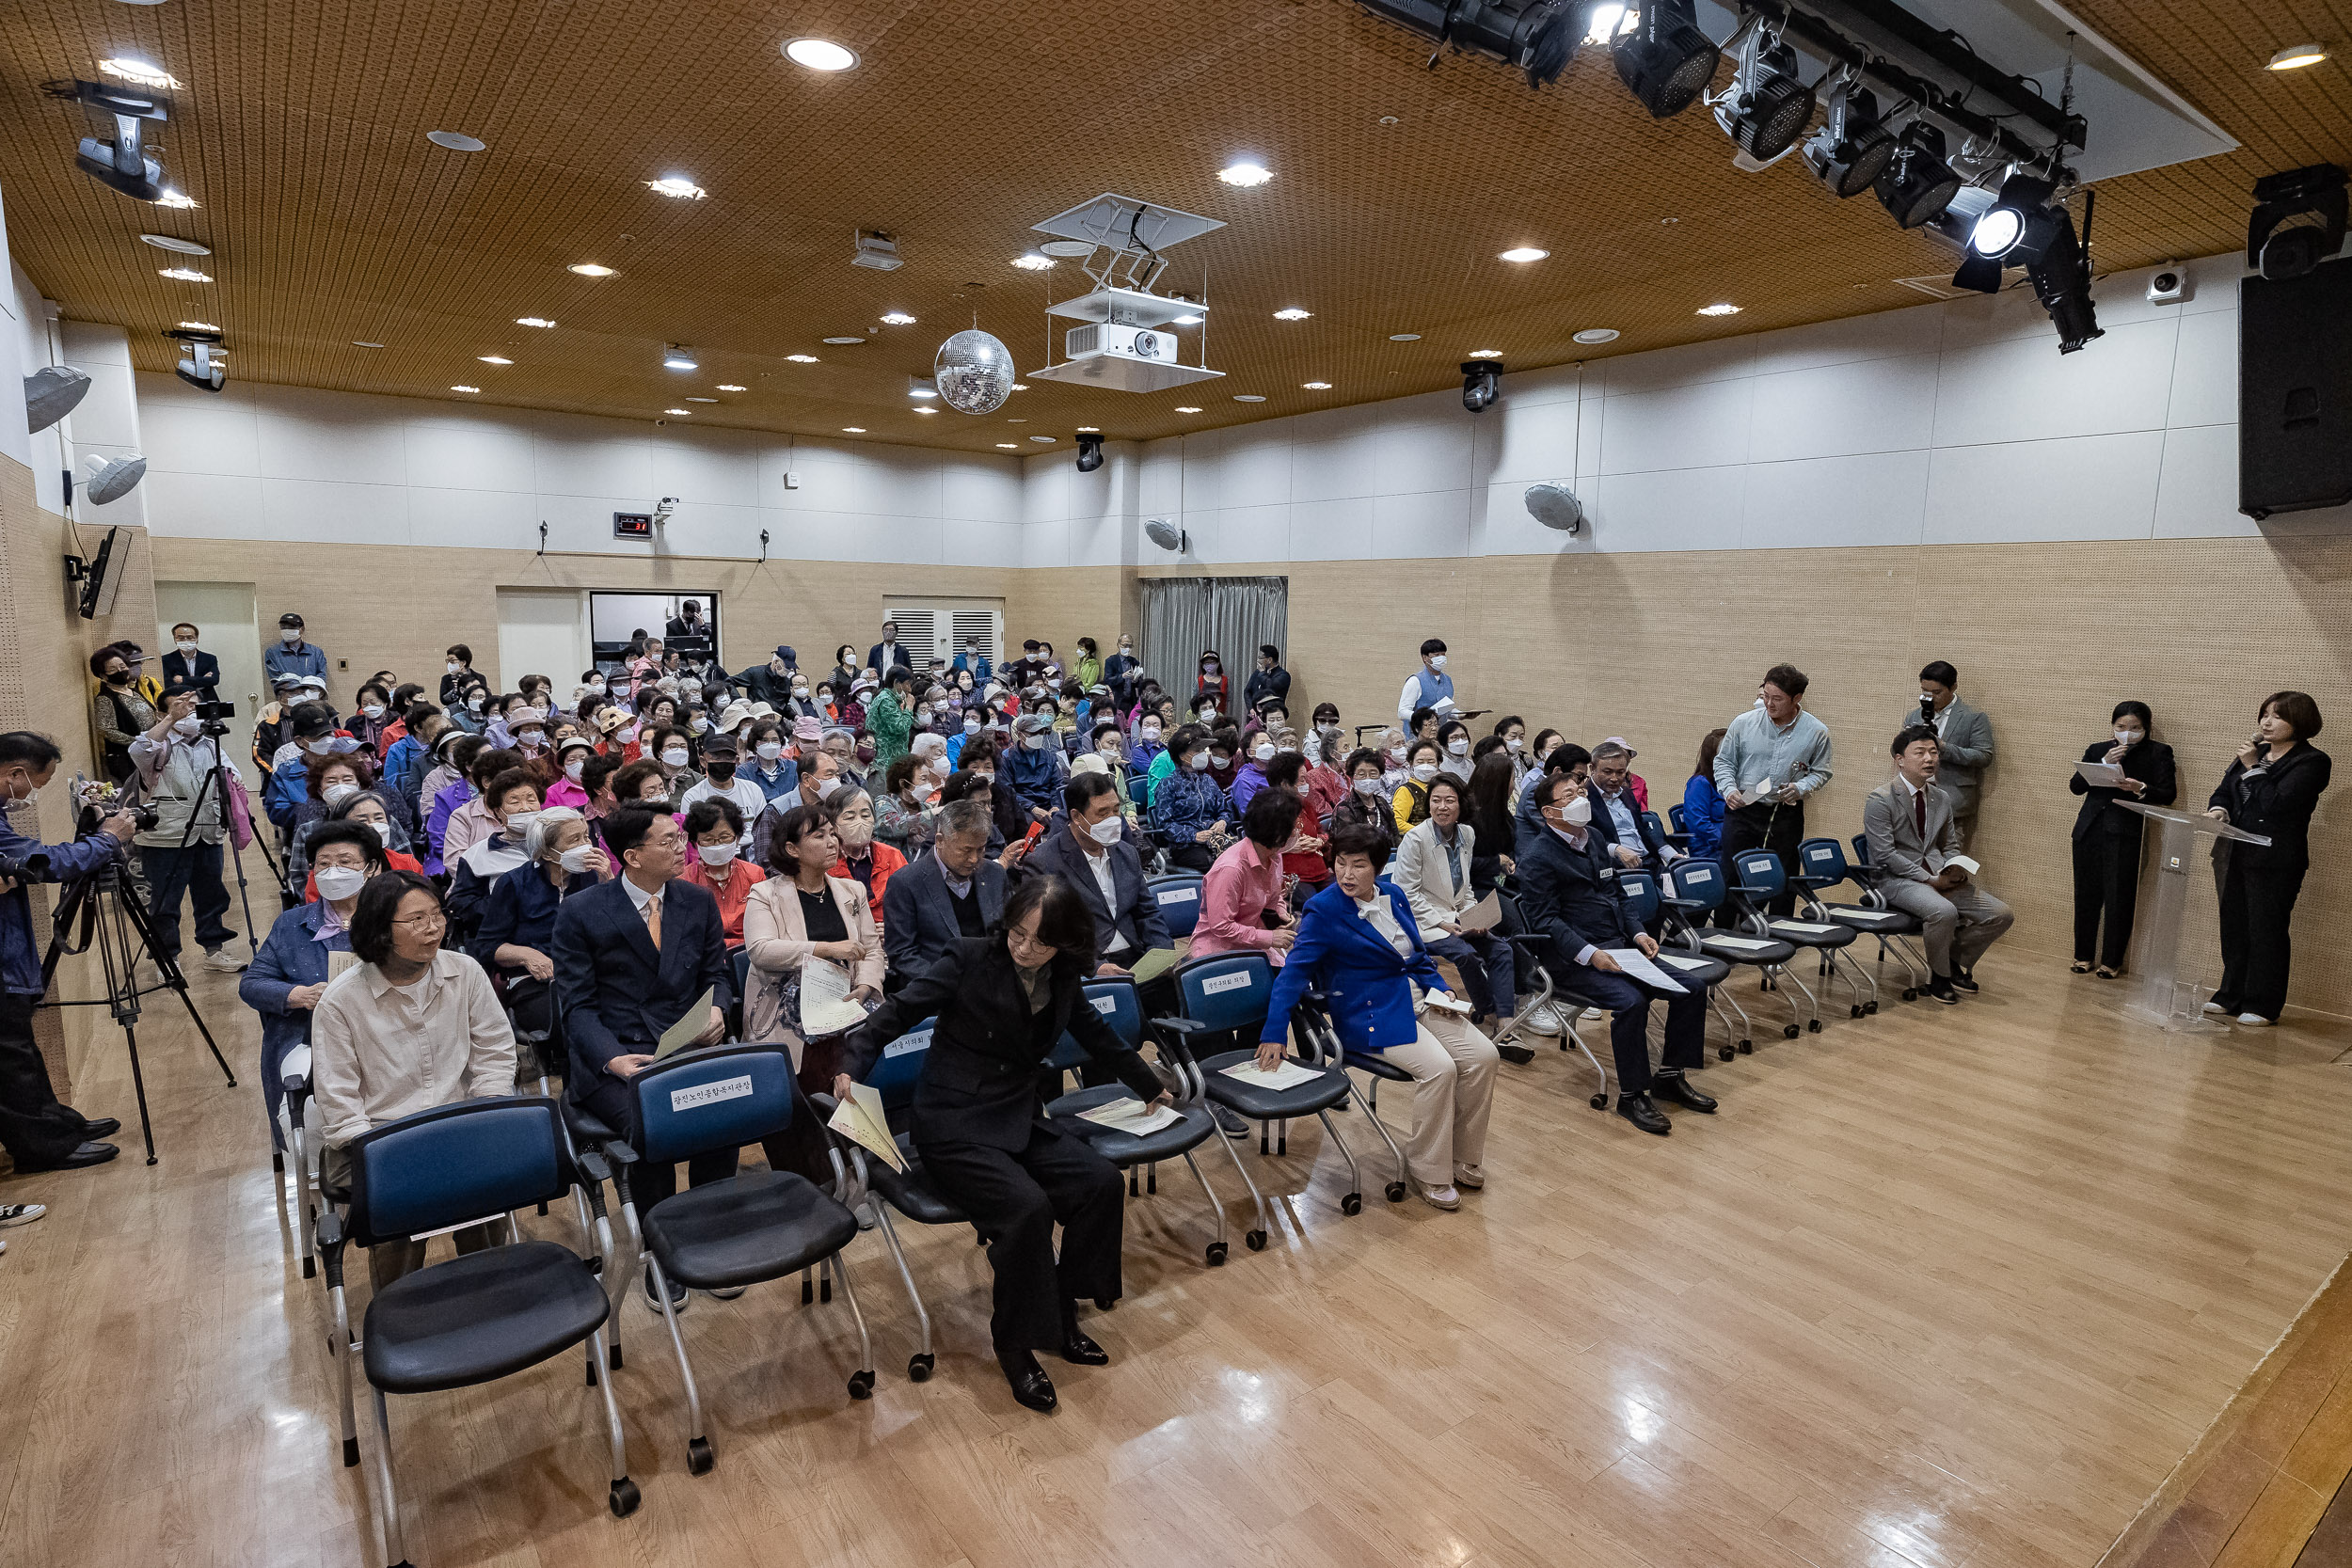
[1451,1164,1484,1191]
[0,1203,45,1227]
[1580,1006,1605,1022]
[1418,1182,1460,1211]
[2201,1001,2229,1015]
[2236,1013,2273,1027]
[706,1284,748,1300]
[1521,1002,1562,1036]
[201,946,247,974]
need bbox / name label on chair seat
[1092,996,1117,1014]
[884,1032,930,1058]
[671,1074,754,1113]
[1202,972,1250,996]
[1157,887,1198,904]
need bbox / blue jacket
[0,817,126,996]
[746,758,800,802]
[1261,879,1451,1053]
[382,734,433,816]
[263,640,329,685]
[1516,823,1638,969]
[469,859,598,974]
[551,877,733,1089]
[952,651,993,681]
[1151,766,1227,845]
[1004,740,1064,814]
[237,901,351,1061]
[1681,773,1725,860]
[264,757,310,828]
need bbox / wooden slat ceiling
[0,0,2344,454]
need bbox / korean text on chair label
[1158,887,1198,904]
[1092,996,1116,1014]
[670,1074,754,1113]
[883,1033,930,1058]
[1202,973,1250,996]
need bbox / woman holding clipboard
[2068,701,2176,978]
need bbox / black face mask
[707,761,736,781]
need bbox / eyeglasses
[393,911,447,930]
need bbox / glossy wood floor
[5,953,2350,1568]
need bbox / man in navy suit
[1585,739,1677,877]
[1015,773,1170,977]
[159,621,221,702]
[882,797,1006,982]
[867,620,909,682]
[552,805,734,1304]
[1517,771,1718,1137]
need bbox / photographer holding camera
[129,690,247,976]
[0,732,137,1173]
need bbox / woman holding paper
[744,803,883,1071]
[1257,821,1499,1212]
[834,876,1173,1414]
[2204,691,2331,1025]
[2068,701,2176,978]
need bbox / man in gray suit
[1900,660,1994,841]
[882,798,1007,984]
[1865,725,2014,1004]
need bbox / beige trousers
[1375,1010,1501,1184]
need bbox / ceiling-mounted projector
[77,451,149,506]
[166,328,226,392]
[1143,516,1187,553]
[1524,482,1583,533]
[62,79,171,200]
[1027,194,1227,395]
[24,366,92,433]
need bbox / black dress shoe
[1615,1093,1672,1136]
[1949,970,1979,994]
[1926,976,1960,1005]
[1212,1104,1248,1138]
[644,1268,690,1314]
[1652,1075,1717,1114]
[79,1117,120,1139]
[1059,1299,1110,1365]
[998,1349,1058,1412]
[23,1141,118,1171]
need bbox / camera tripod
[174,724,281,956]
[38,851,238,1165]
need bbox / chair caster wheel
[1342,1191,1363,1215]
[1783,1024,1801,1039]
[1850,1005,1863,1019]
[909,1353,934,1382]
[848,1370,875,1401]
[1718,1045,1734,1062]
[1384,1181,1407,1203]
[1206,1242,1229,1266]
[1095,1295,1116,1310]
[687,1436,714,1475]
[610,1477,641,1517]
[1247,1227,1270,1248]
[1864,1001,1879,1015]
[342,1435,359,1468]
[1901,988,1917,1001]
[1806,1019,1822,1034]
[1498,1044,1534,1065]
[1590,1092,1609,1110]
[1737,1039,1753,1054]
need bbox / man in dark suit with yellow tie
[1863,726,2013,1004]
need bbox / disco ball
[934,328,1015,414]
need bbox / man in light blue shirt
[1710,663,1833,918]
[263,611,329,692]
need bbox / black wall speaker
[2240,258,2352,520]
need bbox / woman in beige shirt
[742,802,882,1070]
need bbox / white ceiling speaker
[24,366,92,433]
[1524,482,1584,534]
[79,451,149,505]
[1143,515,1187,553]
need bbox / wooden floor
[4,952,2351,1568]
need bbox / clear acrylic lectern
[2120,803,2271,1033]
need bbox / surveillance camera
[653,418,670,427]
[660,496,681,507]
[2146,266,2191,306]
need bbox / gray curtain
[1139,576,1288,706]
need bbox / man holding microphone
[1712,664,1834,919]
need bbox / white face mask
[962,716,981,734]
[1446,738,1469,757]
[176,640,199,655]
[915,706,932,721]
[1506,736,1524,753]
[660,748,691,768]
[1428,654,1447,671]
[1188,752,1211,772]
[815,775,844,800]
[971,770,994,784]
[349,818,384,845]
[930,755,952,777]
[1253,742,1276,763]
[699,840,740,867]
[322,783,358,805]
[1022,735,1047,751]
[586,679,606,694]
[564,759,586,782]
[360,704,386,720]
[1410,763,1438,784]
[504,810,541,837]
[173,715,205,738]
[2114,729,2138,746]
[1559,796,1592,828]
[313,864,368,902]
[558,845,597,874]
[756,741,784,761]
[1089,815,1123,846]
[1354,777,1385,797]
[516,733,546,752]
[279,628,302,643]
[1139,724,1160,742]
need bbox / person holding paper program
[1711,664,1832,921]
[1258,821,1500,1208]
[2069,701,2175,978]
[1863,727,2013,1005]
[742,802,882,1059]
[835,876,1172,1415]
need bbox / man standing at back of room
[1396,639,1455,729]
[1899,661,1994,846]
[264,612,328,695]
[1712,663,1833,919]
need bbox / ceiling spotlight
[881,310,917,325]
[785,38,859,71]
[568,262,616,277]
[1011,252,1055,270]
[1461,359,1502,413]
[1613,0,1720,119]
[1303,381,1332,389]
[661,343,698,370]
[1874,120,1963,229]
[842,426,866,434]
[68,78,169,200]
[996,441,1019,448]
[1468,347,1503,357]
[100,56,178,87]
[2248,163,2348,281]
[154,188,198,209]
[1803,80,1895,198]
[1573,327,1619,343]
[427,130,485,151]
[913,405,938,414]
[716,383,746,391]
[1696,302,1741,315]
[158,266,210,281]
[2024,199,2101,353]
[1009,383,1028,390]
[1273,307,1313,320]
[1390,332,1422,341]
[1498,246,1549,262]
[1943,175,2069,293]
[354,341,385,348]
[1078,425,1101,433]
[787,354,820,363]
[1357,0,1586,89]
[2268,43,2328,71]
[1218,161,1273,186]
[452,385,480,393]
[1174,405,1203,414]
[476,355,511,365]
[1171,312,1204,325]
[515,316,557,327]
[647,175,706,199]
[1713,30,1815,165]
[1075,432,1105,470]
[665,408,691,416]
[177,319,217,330]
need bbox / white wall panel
[1740,450,1931,550]
[1747,353,1939,464]
[1588,465,1747,553]
[1600,376,1754,476]
[1932,316,2178,448]
[1923,431,2166,544]
[405,420,534,493]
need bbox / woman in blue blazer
[1259,820,1498,1211]
[237,821,381,1147]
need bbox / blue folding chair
[834,1017,965,1381]
[1644,808,1688,853]
[316,1096,636,1564]
[1729,848,1867,1028]
[1663,858,1802,1049]
[1148,873,1205,939]
[1491,888,1612,1107]
[1795,837,1924,1006]
[1617,868,1742,1060]
[1043,975,1252,1266]
[609,1044,873,1473]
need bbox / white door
[496,589,588,698]
[155,580,262,784]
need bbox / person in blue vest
[1395,638,1456,728]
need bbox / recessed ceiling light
[1273,307,1312,321]
[646,175,707,199]
[452,385,480,393]
[662,343,698,370]
[478,355,512,365]
[1010,252,1055,271]
[1498,246,1549,263]
[995,441,1019,448]
[1171,313,1204,325]
[1218,161,1274,187]
[821,335,866,345]
[842,426,866,434]
[1029,435,1057,443]
[1077,425,1100,433]
[716,383,746,391]
[426,131,486,152]
[177,319,217,330]
[1467,348,1503,358]
[787,354,820,363]
[154,189,199,209]
[515,316,557,328]
[1174,406,1203,414]
[140,233,209,255]
[910,387,938,400]
[1389,332,1422,341]
[157,266,211,282]
[568,262,616,277]
[685,396,717,403]
[1573,327,1621,344]
[354,341,384,348]
[1302,381,1331,389]
[880,310,916,325]
[2268,43,2328,70]
[1233,394,1266,403]
[1039,240,1093,258]
[784,37,859,71]
[1009,383,1028,391]
[665,408,691,416]
[100,57,178,87]
[913,405,939,414]
[1006,418,1026,423]
[1696,302,1742,316]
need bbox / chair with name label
[832,1015,962,1382]
[1490,887,1613,1108]
[1729,848,1869,1027]
[1662,857,1803,1051]
[1616,868,1742,1059]
[1147,872,1205,941]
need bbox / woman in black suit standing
[835,875,1170,1413]
[2205,690,2332,1025]
[2068,701,2177,977]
